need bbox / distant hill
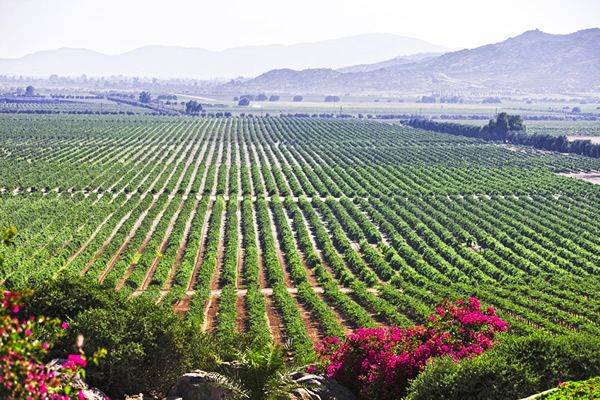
[0,34,449,79]
[223,29,600,94]
[337,53,443,73]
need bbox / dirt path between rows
[160,136,217,296]
[202,205,227,333]
[80,128,195,277]
[106,140,201,286]
[282,206,352,334]
[137,137,210,291]
[249,197,284,344]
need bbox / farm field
[524,120,600,137]
[0,114,599,363]
[435,119,600,135]
[193,96,600,119]
[0,98,153,114]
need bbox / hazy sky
[0,0,598,58]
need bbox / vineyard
[0,98,151,114]
[0,114,599,363]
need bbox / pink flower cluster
[313,297,508,399]
[0,290,90,400]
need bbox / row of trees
[407,113,600,157]
[236,94,305,105]
[234,94,280,102]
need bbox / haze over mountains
[225,29,600,94]
[0,34,449,79]
[337,53,442,73]
[1,29,597,95]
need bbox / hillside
[223,29,600,94]
[337,52,443,73]
[0,34,449,79]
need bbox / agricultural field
[0,98,152,114]
[525,120,600,141]
[196,96,600,119]
[0,114,599,363]
[435,119,600,143]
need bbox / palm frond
[201,371,250,400]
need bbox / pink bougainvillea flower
[1,290,94,399]
[312,297,508,399]
[67,354,87,368]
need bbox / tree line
[406,113,600,158]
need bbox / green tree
[139,91,151,104]
[185,100,203,114]
[508,114,524,131]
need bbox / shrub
[538,376,600,399]
[313,297,507,399]
[0,289,95,399]
[20,275,215,398]
[404,332,600,400]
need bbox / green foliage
[0,288,107,399]
[538,376,600,399]
[20,275,215,398]
[1,226,16,247]
[185,100,203,114]
[408,114,600,157]
[404,332,600,400]
[216,344,300,400]
[1,114,600,371]
[0,226,17,270]
[138,91,151,104]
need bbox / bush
[20,275,215,398]
[313,297,508,399]
[404,332,600,400]
[538,376,600,399]
[0,289,95,399]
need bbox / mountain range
[337,53,442,73]
[0,34,449,80]
[224,29,600,94]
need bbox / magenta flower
[67,354,87,368]
[313,297,508,399]
[1,290,96,399]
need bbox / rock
[291,387,314,400]
[288,372,356,400]
[519,388,559,400]
[166,369,355,400]
[167,370,241,400]
[80,388,111,400]
[46,359,110,400]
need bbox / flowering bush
[0,289,100,399]
[312,297,508,399]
